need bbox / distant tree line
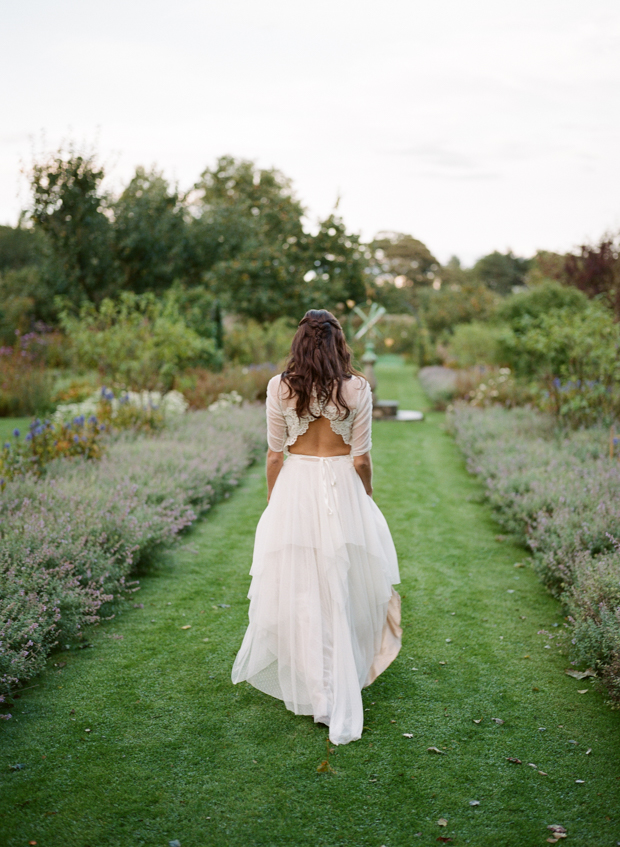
[0,144,617,351]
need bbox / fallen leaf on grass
[575,779,585,784]
[506,757,522,764]
[577,689,589,694]
[445,638,452,643]
[528,763,537,768]
[565,668,596,680]
[469,800,480,806]
[437,838,453,843]
[437,818,448,826]
[473,719,482,724]
[491,718,505,725]
[427,747,446,755]
[180,625,192,630]
[586,748,591,755]
[538,771,548,775]
[402,733,414,738]
[438,661,447,666]
[54,661,66,668]
[316,760,336,774]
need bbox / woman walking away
[231,309,401,746]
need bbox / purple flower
[12,429,19,437]
[73,434,80,444]
[25,433,32,442]
[3,442,10,450]
[88,415,97,425]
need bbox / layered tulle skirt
[231,453,402,745]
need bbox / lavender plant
[0,405,265,697]
[449,403,620,704]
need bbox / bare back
[288,415,350,457]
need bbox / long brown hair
[281,309,363,418]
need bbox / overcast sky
[2,0,619,264]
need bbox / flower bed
[449,403,620,704]
[0,405,265,697]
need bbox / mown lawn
[1,361,620,846]
[0,417,31,443]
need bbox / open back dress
[231,374,402,745]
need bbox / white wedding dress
[231,374,401,745]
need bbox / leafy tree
[0,224,44,272]
[472,250,531,295]
[563,236,620,321]
[368,232,440,312]
[112,167,189,294]
[496,280,589,330]
[27,147,120,303]
[191,157,365,321]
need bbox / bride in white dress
[231,309,401,745]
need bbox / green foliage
[417,281,497,340]
[368,231,440,312]
[0,224,44,272]
[223,317,294,365]
[497,279,589,328]
[499,305,620,425]
[472,250,531,295]
[58,292,217,391]
[444,321,505,367]
[27,147,120,304]
[113,166,189,294]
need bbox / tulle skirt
[231,452,402,745]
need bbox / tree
[27,147,120,304]
[472,250,531,295]
[191,157,366,321]
[112,167,189,294]
[563,236,620,321]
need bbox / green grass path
[2,361,620,846]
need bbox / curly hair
[281,309,363,418]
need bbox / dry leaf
[181,625,192,630]
[438,661,447,666]
[427,746,446,754]
[565,668,596,680]
[506,757,522,764]
[473,719,482,724]
[538,771,548,775]
[586,748,591,755]
[575,779,585,784]
[402,733,414,738]
[469,800,480,806]
[491,718,505,725]
[84,728,91,733]
[445,638,452,643]
[577,689,588,694]
[437,818,448,826]
[548,826,567,834]
[528,763,537,768]
[316,760,335,774]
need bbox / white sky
[2,0,620,265]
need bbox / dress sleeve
[350,379,373,456]
[266,376,287,452]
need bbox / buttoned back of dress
[266,374,373,456]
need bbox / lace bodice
[266,374,372,456]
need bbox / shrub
[58,291,218,391]
[53,387,188,434]
[499,305,620,426]
[223,316,294,365]
[443,321,505,368]
[0,404,265,696]
[177,363,278,409]
[449,403,620,705]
